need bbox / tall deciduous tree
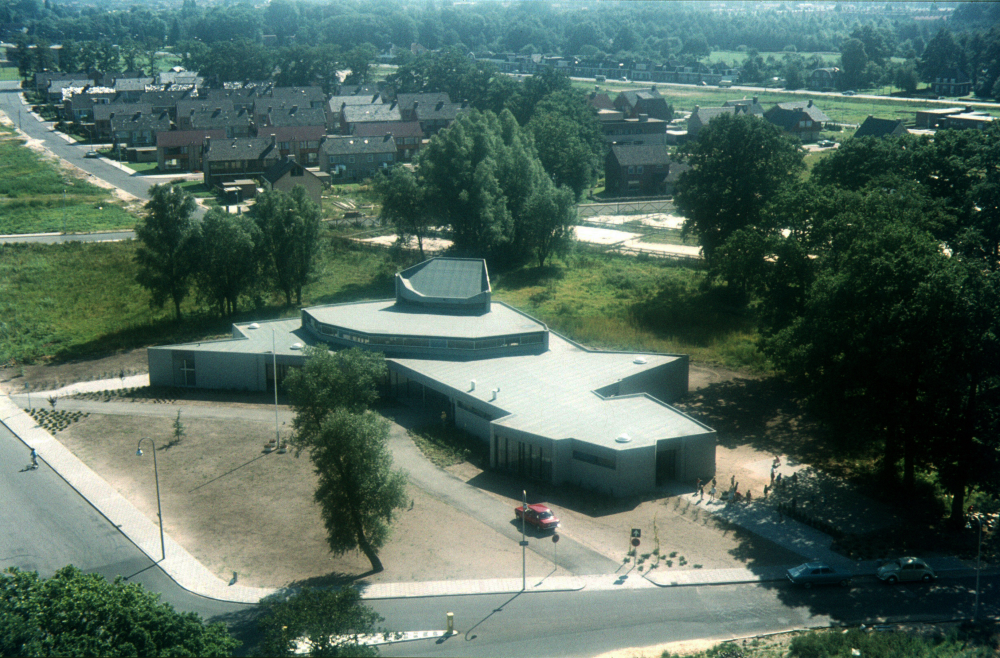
[527,89,604,200]
[285,346,387,443]
[674,112,804,275]
[285,348,404,574]
[416,108,576,267]
[307,409,408,574]
[134,184,198,320]
[252,186,321,306]
[375,165,431,260]
[257,587,383,657]
[194,208,260,316]
[839,37,868,89]
[0,565,239,657]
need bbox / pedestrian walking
[709,486,717,501]
[29,448,38,469]
[694,478,701,497]
[711,476,717,489]
[746,489,752,502]
[775,472,783,486]
[730,474,735,488]
[763,484,769,499]
[770,467,775,485]
[699,482,705,500]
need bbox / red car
[515,504,560,531]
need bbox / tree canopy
[675,113,804,277]
[252,186,322,307]
[0,565,239,657]
[256,587,383,657]
[134,184,199,321]
[404,108,576,268]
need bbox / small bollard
[446,612,454,635]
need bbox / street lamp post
[965,510,983,622]
[520,489,528,591]
[135,437,166,562]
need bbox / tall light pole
[520,489,528,591]
[135,437,165,562]
[272,328,280,450]
[965,509,983,623]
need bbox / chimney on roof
[204,136,211,151]
[341,101,347,110]
[808,99,813,107]
[639,113,648,122]
[752,96,758,104]
[384,133,392,142]
[271,134,277,147]
[436,100,444,111]
[372,93,379,103]
[693,105,699,112]
[291,105,298,114]
[390,100,397,110]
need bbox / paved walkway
[0,377,975,603]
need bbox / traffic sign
[631,528,641,538]
[631,537,640,547]
[552,533,560,543]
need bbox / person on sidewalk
[29,448,38,469]
[709,485,717,501]
[694,478,701,497]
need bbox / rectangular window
[328,155,336,164]
[572,449,616,470]
[628,166,635,174]
[367,154,374,162]
[637,166,644,174]
[349,155,355,163]
[279,141,290,150]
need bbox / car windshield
[789,565,810,576]
[537,511,553,520]
[887,559,902,568]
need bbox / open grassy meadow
[1,231,763,373]
[0,139,137,234]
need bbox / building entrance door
[656,448,677,486]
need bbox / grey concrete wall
[614,358,688,402]
[191,351,264,391]
[456,406,491,441]
[147,348,174,387]
[680,432,716,482]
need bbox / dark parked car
[786,562,852,588]
[84,150,100,158]
[515,504,560,532]
[877,557,936,583]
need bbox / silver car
[877,557,936,583]
[786,562,852,588]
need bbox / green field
[705,50,841,66]
[0,231,763,373]
[0,66,19,81]
[0,139,138,234]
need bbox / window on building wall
[279,141,290,150]
[637,166,643,174]
[367,154,374,162]
[349,155,355,163]
[628,166,635,174]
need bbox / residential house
[36,71,84,95]
[341,102,402,135]
[45,78,90,103]
[94,103,152,141]
[351,120,424,161]
[111,110,171,148]
[253,102,326,131]
[914,107,967,129]
[112,75,154,99]
[940,112,995,131]
[156,129,225,172]
[187,106,254,138]
[261,156,324,208]
[327,93,383,132]
[932,69,972,97]
[138,90,195,119]
[853,116,909,139]
[258,85,327,110]
[723,96,766,117]
[255,125,325,166]
[175,99,235,128]
[587,92,616,111]
[202,135,282,188]
[319,135,396,181]
[763,100,830,143]
[809,67,841,90]
[157,68,204,87]
[412,99,466,137]
[598,110,667,145]
[687,106,738,140]
[604,144,675,197]
[396,92,451,121]
[62,87,116,123]
[614,88,672,121]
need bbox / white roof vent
[633,357,647,364]
[290,342,304,350]
[248,323,260,329]
[615,433,632,444]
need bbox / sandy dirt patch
[54,412,568,588]
[573,225,643,245]
[0,348,150,394]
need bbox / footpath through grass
[1,234,763,373]
[0,139,137,234]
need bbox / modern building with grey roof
[148,258,716,496]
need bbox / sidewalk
[0,376,977,603]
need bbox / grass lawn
[0,139,138,234]
[122,161,160,174]
[171,179,215,198]
[493,252,764,371]
[0,66,20,81]
[0,227,763,372]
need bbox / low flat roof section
[306,300,545,340]
[150,318,315,356]
[390,334,709,449]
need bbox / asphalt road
[3,411,998,657]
